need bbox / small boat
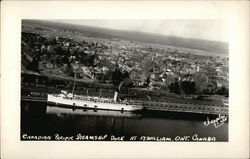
[47,90,143,112]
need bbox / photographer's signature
[204,114,228,128]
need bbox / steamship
[47,90,143,111]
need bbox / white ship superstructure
[47,91,143,111]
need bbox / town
[22,27,228,95]
[21,21,229,115]
[19,20,230,143]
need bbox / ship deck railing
[51,94,143,106]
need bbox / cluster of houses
[21,30,229,93]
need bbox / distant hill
[22,20,229,55]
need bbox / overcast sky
[55,20,228,42]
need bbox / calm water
[21,101,228,141]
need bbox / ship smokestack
[113,91,118,102]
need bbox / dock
[21,95,228,115]
[21,96,47,103]
[143,102,228,115]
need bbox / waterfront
[20,20,229,142]
[21,101,228,141]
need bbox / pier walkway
[21,95,228,115]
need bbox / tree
[174,81,181,94]
[141,76,150,87]
[63,64,73,76]
[112,68,127,87]
[140,57,154,75]
[27,54,40,72]
[216,85,229,96]
[204,81,217,98]
[181,80,196,94]
[102,70,113,82]
[169,78,181,94]
[111,67,130,101]
[193,72,208,94]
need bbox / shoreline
[21,94,228,115]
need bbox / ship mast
[72,70,76,98]
[72,61,79,98]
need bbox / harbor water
[21,101,228,141]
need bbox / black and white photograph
[21,19,229,141]
[1,1,249,158]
